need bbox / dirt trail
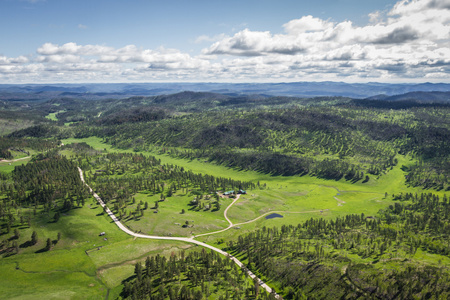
[0,156,30,163]
[194,194,241,238]
[78,167,280,298]
[196,193,328,237]
[334,196,346,206]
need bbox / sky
[0,0,449,83]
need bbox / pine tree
[31,231,38,245]
[45,238,52,251]
[14,228,20,239]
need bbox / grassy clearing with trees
[0,93,449,299]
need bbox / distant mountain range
[0,82,449,101]
[365,91,450,102]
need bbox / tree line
[122,249,277,300]
[226,191,450,299]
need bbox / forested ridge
[63,104,450,189]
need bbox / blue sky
[1,0,449,83]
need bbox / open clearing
[0,136,436,298]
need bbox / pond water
[265,213,283,219]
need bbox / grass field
[7,136,431,297]
[0,202,122,299]
[0,157,31,173]
[60,138,435,234]
[121,192,230,237]
[45,111,66,121]
[0,190,195,299]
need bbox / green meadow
[59,137,437,245]
[0,136,439,298]
[0,158,31,173]
[45,111,66,121]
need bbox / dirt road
[0,156,30,163]
[78,167,279,298]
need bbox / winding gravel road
[0,156,30,163]
[194,194,241,238]
[195,196,328,238]
[78,167,279,298]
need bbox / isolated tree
[31,231,38,245]
[12,240,19,253]
[53,211,61,222]
[45,238,52,251]
[181,209,185,214]
[14,228,20,239]
[57,232,62,241]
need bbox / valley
[0,89,449,299]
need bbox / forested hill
[79,105,448,188]
[1,90,450,190]
[365,91,450,103]
[1,86,450,299]
[1,82,450,98]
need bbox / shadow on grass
[1,250,17,258]
[35,247,49,254]
[19,240,34,248]
[8,235,19,241]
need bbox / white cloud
[199,0,450,81]
[2,0,450,83]
[368,11,383,24]
[78,24,88,30]
[204,29,308,56]
[390,0,450,16]
[283,15,333,34]
[0,55,29,65]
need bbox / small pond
[265,213,283,219]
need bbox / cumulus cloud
[204,0,448,56]
[283,15,333,34]
[2,0,450,83]
[390,0,450,15]
[199,0,450,81]
[0,55,29,65]
[0,42,216,82]
[372,26,419,44]
[205,29,307,56]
